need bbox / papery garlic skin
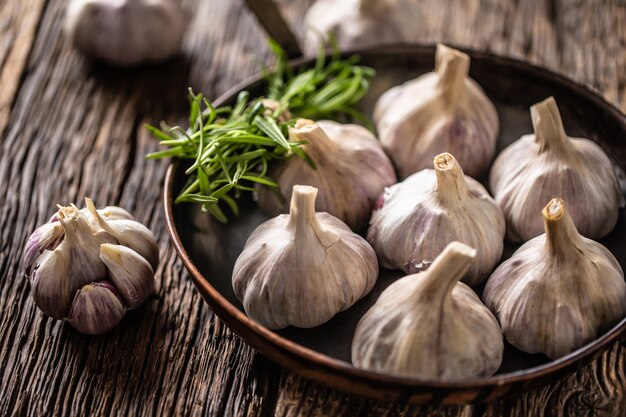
[375,44,499,179]
[303,0,420,55]
[233,185,378,330]
[489,97,623,242]
[352,242,503,379]
[483,198,626,359]
[65,0,185,66]
[257,119,396,231]
[24,199,158,335]
[368,153,504,286]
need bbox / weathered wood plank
[0,0,625,416]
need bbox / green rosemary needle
[146,40,374,222]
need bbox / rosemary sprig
[146,40,374,222]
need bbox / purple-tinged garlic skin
[303,0,420,55]
[257,119,397,232]
[483,198,626,359]
[23,199,158,335]
[352,242,503,379]
[367,153,504,286]
[375,44,498,179]
[489,97,623,242]
[234,185,378,330]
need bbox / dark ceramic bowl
[163,44,626,405]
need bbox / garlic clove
[65,0,186,66]
[483,198,626,359]
[85,198,159,269]
[257,119,396,231]
[23,221,64,275]
[367,152,505,286]
[489,97,623,242]
[100,243,154,309]
[68,281,126,335]
[31,206,111,318]
[374,44,499,179]
[352,242,503,379]
[233,185,378,329]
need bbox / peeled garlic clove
[484,198,626,359]
[257,119,396,231]
[85,198,159,269]
[352,242,503,379]
[375,44,499,179]
[489,97,623,242]
[233,185,378,329]
[303,0,420,55]
[368,153,505,286]
[23,221,64,275]
[65,0,185,66]
[100,243,154,309]
[31,207,111,319]
[68,281,126,335]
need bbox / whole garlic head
[233,185,378,330]
[23,199,158,335]
[65,0,185,66]
[489,97,623,242]
[374,44,499,179]
[352,242,503,379]
[303,0,420,55]
[483,198,626,359]
[257,119,397,232]
[367,153,505,286]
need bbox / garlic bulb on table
[233,185,378,330]
[483,198,626,359]
[374,44,499,179]
[352,242,503,379]
[368,153,505,286]
[303,0,420,55]
[65,0,185,66]
[23,199,158,335]
[257,119,396,232]
[489,97,623,242]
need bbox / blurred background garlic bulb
[374,44,499,179]
[65,0,186,66]
[23,199,158,335]
[257,119,396,231]
[483,198,626,359]
[352,242,503,379]
[233,185,378,330]
[489,97,623,242]
[367,153,504,286]
[302,0,420,55]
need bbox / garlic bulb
[483,198,626,359]
[374,44,499,179]
[352,241,503,379]
[367,153,504,286]
[23,199,158,335]
[257,119,396,231]
[303,0,420,55]
[233,185,378,330]
[65,0,185,66]
[489,97,623,242]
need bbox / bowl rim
[162,42,626,401]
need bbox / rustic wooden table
[1,0,625,415]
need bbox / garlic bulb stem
[291,119,336,157]
[543,198,582,258]
[417,242,476,302]
[531,97,572,154]
[434,152,469,204]
[435,44,470,103]
[288,185,340,247]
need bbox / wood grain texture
[0,0,624,416]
